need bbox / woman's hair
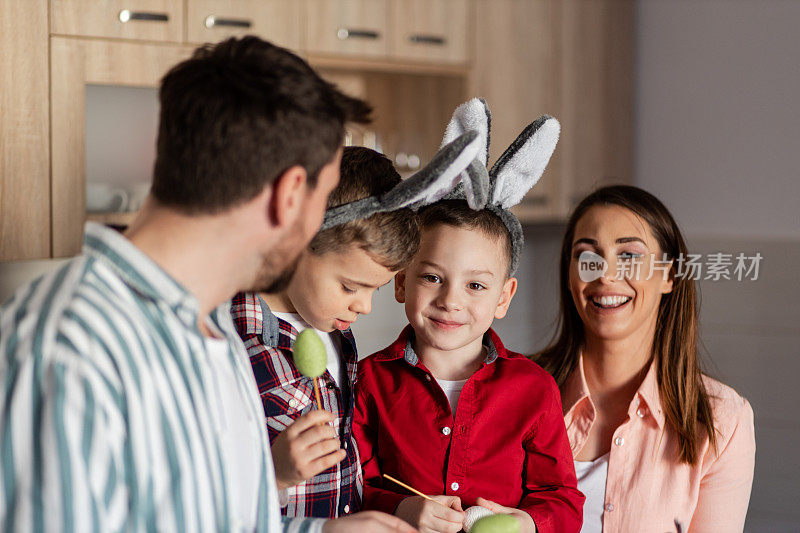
[534,185,716,464]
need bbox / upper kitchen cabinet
[1,0,633,260]
[186,0,302,49]
[305,0,389,59]
[49,38,194,257]
[51,0,184,42]
[389,0,469,64]
[471,0,561,221]
[471,0,633,222]
[558,0,634,214]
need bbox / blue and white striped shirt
[0,223,324,532]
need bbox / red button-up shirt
[353,326,584,533]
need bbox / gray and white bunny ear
[320,130,481,230]
[441,97,491,167]
[381,130,482,210]
[488,115,560,209]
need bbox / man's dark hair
[309,146,420,271]
[151,36,371,214]
[417,200,513,277]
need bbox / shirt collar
[376,325,505,366]
[636,361,665,428]
[563,354,665,429]
[230,292,283,348]
[82,222,199,323]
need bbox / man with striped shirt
[0,37,415,533]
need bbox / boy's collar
[376,325,507,366]
[253,294,284,348]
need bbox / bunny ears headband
[439,98,561,275]
[321,97,559,276]
[321,130,484,230]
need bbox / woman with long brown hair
[535,185,755,532]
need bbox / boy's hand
[322,511,419,533]
[394,495,465,533]
[271,409,346,490]
[475,497,536,533]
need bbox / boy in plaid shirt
[231,146,421,519]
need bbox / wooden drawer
[187,0,301,50]
[305,0,388,59]
[51,0,183,42]
[390,0,468,64]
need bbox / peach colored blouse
[562,357,755,532]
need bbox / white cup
[127,183,151,212]
[86,183,129,212]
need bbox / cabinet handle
[204,15,253,29]
[407,34,447,46]
[337,28,381,40]
[118,10,169,23]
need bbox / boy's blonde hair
[309,146,420,271]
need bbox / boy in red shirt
[353,102,584,533]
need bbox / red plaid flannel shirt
[230,292,362,519]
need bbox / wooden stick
[382,474,449,508]
[313,377,323,411]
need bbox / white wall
[635,2,800,531]
[634,0,800,241]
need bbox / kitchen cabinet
[51,0,184,42]
[186,0,301,49]
[305,0,390,59]
[558,0,634,215]
[390,0,469,64]
[471,0,633,221]
[0,0,632,260]
[50,37,194,257]
[0,0,50,260]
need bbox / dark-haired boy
[354,200,584,533]
[232,146,421,521]
[0,37,413,533]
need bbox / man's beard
[250,252,301,294]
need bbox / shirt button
[344,504,350,514]
[343,441,348,450]
[288,399,298,408]
[605,503,615,512]
[442,426,451,436]
[451,482,459,491]
[636,408,646,418]
[426,375,432,381]
[615,437,625,446]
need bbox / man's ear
[266,165,308,229]
[494,277,518,319]
[394,271,407,303]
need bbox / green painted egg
[470,514,521,533]
[293,329,326,378]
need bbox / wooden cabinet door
[1,0,50,260]
[187,0,301,50]
[559,0,633,213]
[471,0,561,221]
[305,0,388,59]
[51,0,183,42]
[50,37,194,257]
[390,0,469,64]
